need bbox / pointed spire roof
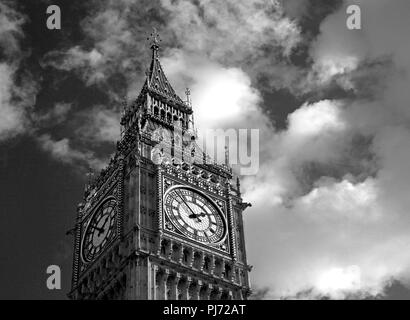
[145,28,185,106]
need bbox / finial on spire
[185,87,192,107]
[85,166,95,192]
[186,88,196,133]
[147,27,161,51]
[120,96,128,137]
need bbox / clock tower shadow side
[68,31,252,300]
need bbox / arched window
[160,239,168,256]
[223,264,232,279]
[172,244,180,261]
[203,256,210,272]
[183,248,190,264]
[199,285,208,300]
[193,251,202,269]
[221,291,231,300]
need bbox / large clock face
[81,198,117,263]
[163,186,227,244]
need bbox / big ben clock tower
[69,30,252,300]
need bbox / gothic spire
[145,27,185,106]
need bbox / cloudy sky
[1,0,410,299]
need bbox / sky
[1,0,410,299]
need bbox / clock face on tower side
[81,198,117,263]
[163,185,227,244]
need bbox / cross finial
[147,27,161,51]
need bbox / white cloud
[244,99,351,206]
[317,265,362,294]
[161,0,301,61]
[0,1,24,57]
[37,134,106,170]
[287,100,345,136]
[0,63,25,140]
[161,51,263,130]
[32,103,72,126]
[42,2,138,88]
[0,2,37,142]
[76,106,121,143]
[244,174,410,299]
[306,6,364,88]
[297,177,379,222]
[280,100,347,163]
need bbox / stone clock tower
[69,31,252,300]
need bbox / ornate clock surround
[163,184,228,245]
[161,167,233,256]
[80,196,118,264]
[74,160,125,279]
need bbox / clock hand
[100,216,109,230]
[89,216,110,237]
[203,231,211,242]
[89,225,104,233]
[97,217,110,236]
[187,213,202,223]
[195,212,207,222]
[175,191,198,217]
[174,192,204,223]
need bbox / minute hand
[175,192,199,219]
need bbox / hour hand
[89,225,104,233]
[188,213,202,223]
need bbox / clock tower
[69,30,252,300]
